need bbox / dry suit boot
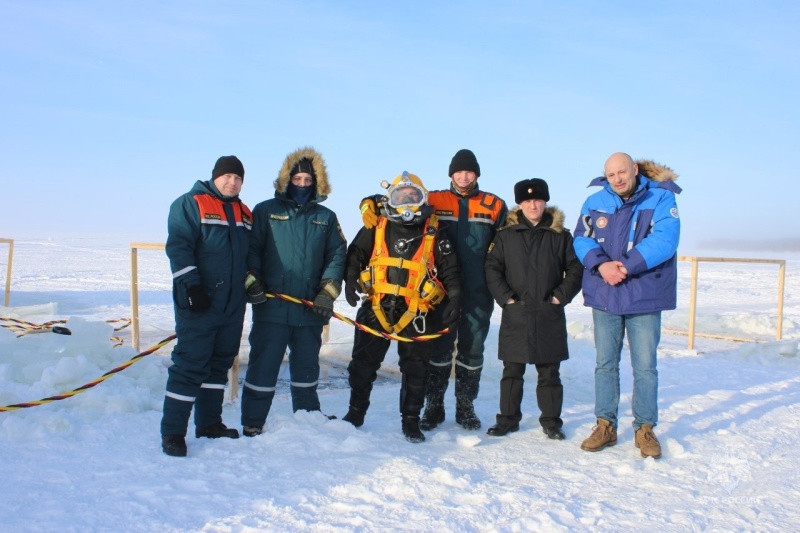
[343,388,371,428]
[420,364,450,431]
[635,424,662,459]
[195,421,240,439]
[455,368,481,430]
[162,435,187,457]
[343,405,367,428]
[400,373,426,443]
[580,418,617,452]
[402,415,425,443]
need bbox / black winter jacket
[484,207,583,364]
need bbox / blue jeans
[592,309,660,430]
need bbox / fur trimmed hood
[504,206,566,232]
[275,147,331,197]
[636,159,678,183]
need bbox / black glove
[186,285,211,312]
[345,282,360,307]
[244,270,268,305]
[440,295,461,327]
[312,291,335,319]
[312,279,341,319]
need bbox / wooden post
[228,356,239,401]
[1,238,13,307]
[130,246,140,352]
[688,257,699,350]
[777,261,785,341]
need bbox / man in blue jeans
[573,152,681,459]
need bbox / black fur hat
[514,178,550,203]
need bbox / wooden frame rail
[667,256,786,350]
[0,238,13,307]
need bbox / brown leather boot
[635,424,662,459]
[580,418,617,452]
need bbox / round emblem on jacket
[438,239,453,255]
[596,216,608,229]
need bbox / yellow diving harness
[358,215,446,334]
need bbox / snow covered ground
[1,238,799,532]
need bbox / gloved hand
[186,285,211,312]
[312,279,341,319]
[440,294,461,327]
[345,282,360,307]
[244,270,268,304]
[360,196,380,229]
[312,291,335,319]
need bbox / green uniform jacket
[166,179,252,319]
[248,192,346,326]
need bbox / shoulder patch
[487,242,495,254]
[337,223,346,242]
[670,207,679,218]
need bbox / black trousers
[496,361,563,429]
[347,304,432,414]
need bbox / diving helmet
[382,171,429,223]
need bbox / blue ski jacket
[573,160,681,315]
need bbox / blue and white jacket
[573,160,682,315]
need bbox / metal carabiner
[412,312,427,334]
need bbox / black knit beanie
[212,155,245,180]
[448,149,481,177]
[514,178,550,203]
[290,158,316,178]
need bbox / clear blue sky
[2,1,798,254]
